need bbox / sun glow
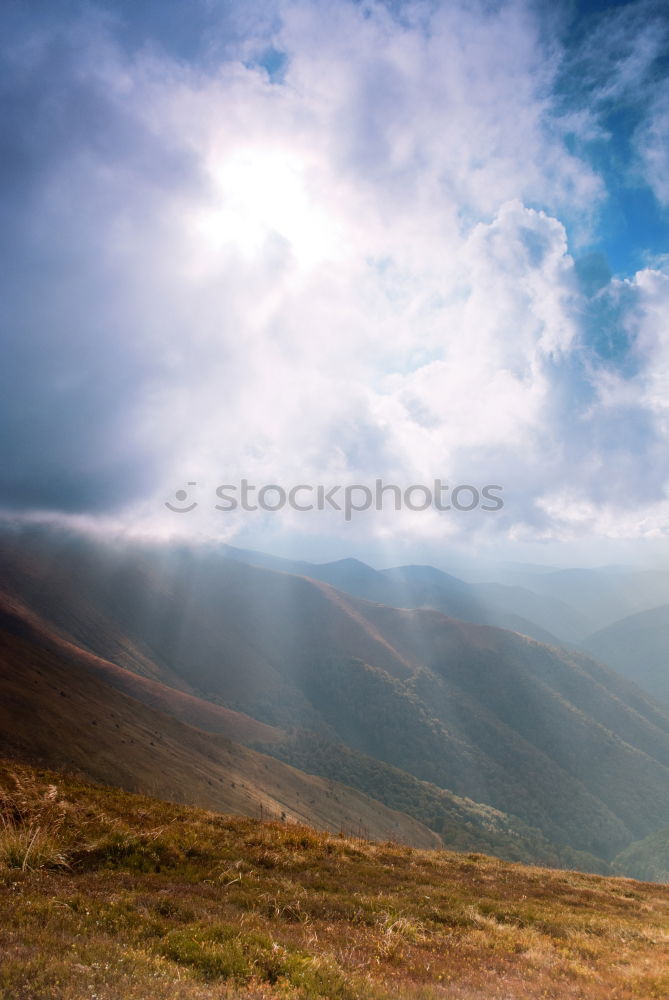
[191,146,341,267]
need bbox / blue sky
[557,1,669,276]
[1,0,668,563]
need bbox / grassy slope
[2,762,669,1000]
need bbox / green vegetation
[254,730,611,874]
[614,827,669,884]
[2,760,669,1000]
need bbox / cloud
[569,0,667,106]
[635,85,669,206]
[1,0,668,550]
[559,0,669,203]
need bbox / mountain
[0,595,439,848]
[493,565,669,638]
[581,603,669,705]
[223,546,573,644]
[4,523,669,866]
[2,586,572,864]
[466,579,588,642]
[249,729,608,872]
[613,827,669,883]
[0,589,281,747]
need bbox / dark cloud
[0,13,207,513]
[1,0,278,65]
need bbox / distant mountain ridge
[220,546,576,644]
[212,544,669,644]
[494,564,669,637]
[582,603,669,705]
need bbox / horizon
[3,511,669,577]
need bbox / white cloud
[635,86,669,207]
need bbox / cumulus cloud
[1,0,668,550]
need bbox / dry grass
[1,760,669,999]
[0,773,70,872]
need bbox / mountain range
[1,521,668,876]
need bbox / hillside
[0,609,439,848]
[613,827,669,884]
[250,730,610,873]
[0,587,601,870]
[2,762,669,1000]
[2,589,577,865]
[0,589,281,747]
[581,604,669,705]
[4,524,669,865]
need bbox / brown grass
[1,759,669,999]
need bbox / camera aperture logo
[165,480,504,521]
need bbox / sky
[1,0,669,567]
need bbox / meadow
[1,761,669,1000]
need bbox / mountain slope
[250,729,609,872]
[4,525,669,861]
[613,827,669,883]
[0,611,439,848]
[376,564,575,643]
[0,586,591,868]
[0,589,281,747]
[582,603,669,705]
